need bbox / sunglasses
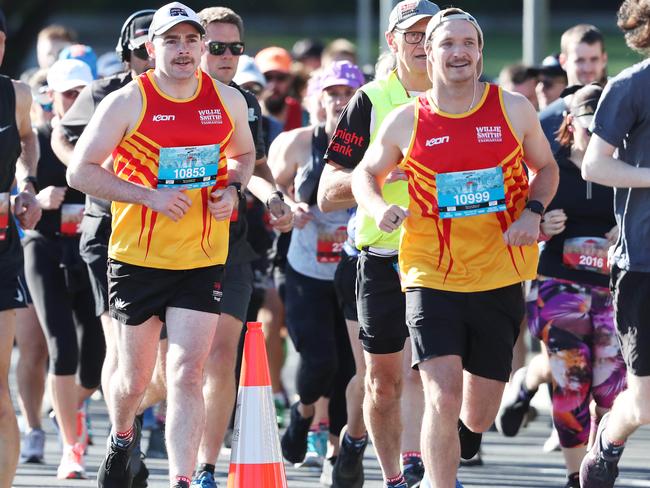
[265,72,290,83]
[394,30,426,45]
[131,45,150,61]
[206,41,245,56]
[61,89,81,100]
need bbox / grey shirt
[591,59,650,272]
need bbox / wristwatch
[227,182,243,200]
[266,190,284,209]
[22,176,38,192]
[525,199,545,216]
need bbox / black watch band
[22,176,38,192]
[266,190,284,209]
[525,199,545,216]
[227,182,243,200]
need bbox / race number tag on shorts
[157,143,220,190]
[0,192,9,241]
[437,167,506,219]
[60,203,85,236]
[562,237,610,275]
[317,226,347,263]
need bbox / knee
[365,368,402,404]
[628,391,650,426]
[424,382,462,419]
[169,359,205,390]
[463,409,496,433]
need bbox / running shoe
[146,421,168,459]
[281,402,313,464]
[458,420,482,460]
[420,475,463,488]
[543,427,561,453]
[565,472,580,488]
[191,470,218,488]
[56,442,86,479]
[403,455,425,486]
[320,455,336,486]
[459,448,483,467]
[579,413,621,488]
[98,419,141,488]
[332,428,366,487]
[495,367,535,437]
[20,428,45,464]
[296,430,324,468]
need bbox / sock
[600,429,625,459]
[113,425,134,449]
[567,472,580,484]
[198,463,215,475]
[518,382,537,403]
[402,450,422,467]
[174,475,191,488]
[386,472,406,487]
[343,431,368,451]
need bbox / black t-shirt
[0,75,23,274]
[538,146,615,288]
[60,71,133,218]
[33,124,85,236]
[324,90,373,169]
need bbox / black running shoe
[495,367,534,437]
[579,413,621,488]
[98,420,142,488]
[458,420,482,460]
[281,402,314,464]
[145,422,167,459]
[332,428,366,488]
[403,456,425,487]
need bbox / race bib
[562,237,610,275]
[60,203,85,236]
[157,143,220,190]
[0,193,9,241]
[317,226,347,263]
[437,167,506,219]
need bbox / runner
[271,60,363,479]
[351,8,558,486]
[318,1,439,486]
[66,3,255,487]
[191,7,292,487]
[0,8,41,487]
[579,1,650,486]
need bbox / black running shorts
[0,270,29,312]
[79,214,111,317]
[611,265,650,376]
[334,253,358,322]
[356,250,408,354]
[108,259,224,325]
[406,284,525,382]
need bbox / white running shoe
[56,442,86,479]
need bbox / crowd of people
[1,0,650,487]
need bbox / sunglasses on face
[206,41,245,56]
[131,45,150,61]
[264,72,290,83]
[394,29,426,45]
[61,89,81,100]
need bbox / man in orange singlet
[66,3,255,488]
[351,8,559,486]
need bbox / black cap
[529,54,566,79]
[292,38,324,61]
[570,83,603,128]
[128,12,155,49]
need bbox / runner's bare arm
[582,135,650,187]
[67,85,191,222]
[51,124,75,167]
[352,105,412,233]
[221,85,256,188]
[503,91,559,246]
[268,128,310,201]
[13,80,41,229]
[317,163,356,212]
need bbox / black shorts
[406,284,525,382]
[334,253,358,322]
[611,265,650,376]
[356,251,408,354]
[220,261,254,323]
[108,259,224,325]
[0,270,29,312]
[79,215,111,317]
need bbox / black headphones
[116,9,156,63]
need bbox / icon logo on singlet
[113,298,127,310]
[152,114,176,122]
[425,135,450,147]
[476,126,502,143]
[14,288,24,303]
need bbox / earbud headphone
[116,9,156,63]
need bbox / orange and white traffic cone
[227,322,288,488]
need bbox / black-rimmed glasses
[394,30,426,45]
[206,41,245,56]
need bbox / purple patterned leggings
[528,278,627,448]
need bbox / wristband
[266,190,284,209]
[227,182,243,200]
[22,176,38,192]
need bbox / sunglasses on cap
[206,41,245,56]
[131,45,150,61]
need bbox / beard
[264,94,286,116]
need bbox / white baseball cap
[148,2,205,41]
[46,59,93,93]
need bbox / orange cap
[255,47,292,74]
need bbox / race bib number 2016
[563,237,610,275]
[158,143,220,190]
[437,167,506,219]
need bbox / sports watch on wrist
[227,182,243,200]
[525,199,545,216]
[266,190,284,209]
